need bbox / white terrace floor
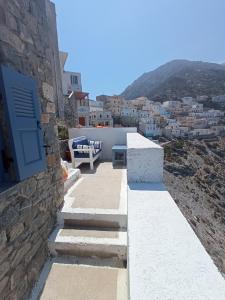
[70,162,126,210]
[32,162,128,300]
[60,162,127,229]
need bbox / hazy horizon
[52,0,225,99]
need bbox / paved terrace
[32,160,128,300]
[32,129,225,300]
[70,162,125,210]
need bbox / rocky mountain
[163,137,225,275]
[121,60,225,101]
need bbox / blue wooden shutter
[0,65,46,181]
[0,129,4,182]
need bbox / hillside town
[61,52,225,139]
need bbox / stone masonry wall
[0,0,63,299]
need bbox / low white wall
[69,127,137,160]
[127,133,164,183]
[127,133,225,299]
[128,183,225,300]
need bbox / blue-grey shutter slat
[0,65,46,181]
[0,129,4,181]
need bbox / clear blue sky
[52,0,225,99]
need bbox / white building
[182,97,193,105]
[163,123,181,138]
[162,100,181,110]
[139,116,162,137]
[121,107,138,117]
[89,111,113,127]
[89,100,103,112]
[59,51,82,95]
[191,103,203,113]
[212,95,225,103]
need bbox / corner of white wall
[126,133,164,183]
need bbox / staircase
[33,163,128,300]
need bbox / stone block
[0,24,25,53]
[9,223,24,241]
[0,230,7,250]
[6,13,18,31]
[46,102,56,113]
[0,206,19,230]
[41,113,50,124]
[25,238,43,265]
[0,276,9,293]
[43,82,54,102]
[11,243,31,268]
[0,246,13,265]
[10,264,24,290]
[0,6,6,25]
[0,261,10,281]
[47,154,56,167]
[20,178,37,198]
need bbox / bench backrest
[71,136,89,149]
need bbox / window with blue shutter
[0,65,46,181]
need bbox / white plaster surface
[127,133,164,183]
[48,228,127,259]
[64,168,80,194]
[59,166,128,228]
[128,182,225,300]
[69,127,137,160]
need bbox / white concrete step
[33,259,127,300]
[48,228,127,260]
[58,207,127,229]
[64,168,81,194]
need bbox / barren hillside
[163,137,225,275]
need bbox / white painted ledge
[127,133,164,183]
[128,182,225,300]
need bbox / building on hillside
[59,51,82,95]
[211,126,225,135]
[129,97,149,109]
[191,103,203,113]
[89,100,103,112]
[89,111,113,127]
[121,107,138,117]
[162,100,181,110]
[163,124,181,138]
[190,128,213,137]
[120,107,138,127]
[197,95,209,102]
[64,91,90,127]
[75,91,90,126]
[139,117,162,137]
[212,95,225,104]
[96,95,123,118]
[182,97,194,105]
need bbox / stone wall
[0,0,63,299]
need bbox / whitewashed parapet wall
[127,133,164,183]
[69,127,137,160]
[127,133,225,300]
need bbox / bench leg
[89,151,94,170]
[90,160,94,170]
[72,158,76,169]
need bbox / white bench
[68,136,102,170]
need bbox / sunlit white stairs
[48,227,127,260]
